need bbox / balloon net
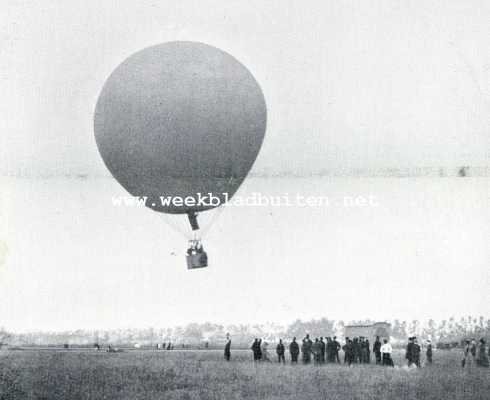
[159,207,226,241]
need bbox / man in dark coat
[319,337,326,363]
[289,337,300,363]
[327,337,336,363]
[353,338,361,363]
[333,336,341,363]
[360,337,368,363]
[426,340,433,364]
[325,337,331,362]
[476,338,489,367]
[344,339,354,366]
[251,338,261,361]
[302,334,313,364]
[276,339,285,364]
[373,336,382,365]
[412,338,421,367]
[364,339,371,363]
[312,338,322,364]
[224,338,231,361]
[406,337,414,366]
[343,337,350,363]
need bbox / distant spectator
[476,339,489,368]
[333,336,341,363]
[276,339,285,364]
[261,341,272,362]
[412,338,421,367]
[373,336,382,365]
[343,339,354,366]
[381,339,394,366]
[224,338,231,361]
[289,337,300,363]
[251,338,261,362]
[406,337,414,366]
[312,338,321,364]
[426,340,433,364]
[319,337,326,364]
[302,335,312,364]
[462,340,475,369]
[343,337,350,364]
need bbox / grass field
[1,349,489,400]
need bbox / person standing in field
[360,337,368,363]
[343,337,350,363]
[463,339,477,369]
[381,339,394,366]
[319,337,326,364]
[352,337,361,363]
[250,338,257,361]
[476,338,489,368]
[325,337,331,362]
[462,339,474,368]
[224,337,231,361]
[251,338,261,362]
[365,339,371,363]
[333,336,341,363]
[276,339,285,364]
[470,339,477,358]
[289,337,300,363]
[426,340,433,364]
[344,339,354,366]
[327,337,337,363]
[405,337,414,366]
[373,336,382,365]
[412,338,421,367]
[313,338,322,364]
[302,334,313,364]
[261,341,272,362]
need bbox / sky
[0,0,489,332]
[1,0,490,177]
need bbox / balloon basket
[186,252,208,269]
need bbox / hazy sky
[1,176,489,331]
[1,0,489,177]
[0,1,489,332]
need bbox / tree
[286,318,335,339]
[0,327,11,348]
[182,323,203,345]
[422,319,437,340]
[408,320,420,337]
[391,320,407,341]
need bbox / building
[345,322,391,340]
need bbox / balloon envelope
[94,41,267,214]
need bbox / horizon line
[1,165,489,180]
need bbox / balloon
[94,41,267,217]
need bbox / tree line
[1,316,489,348]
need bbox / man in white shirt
[381,339,394,366]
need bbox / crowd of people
[246,335,399,366]
[462,338,490,368]
[222,334,490,369]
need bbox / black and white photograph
[1,1,489,399]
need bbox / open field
[1,349,489,400]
